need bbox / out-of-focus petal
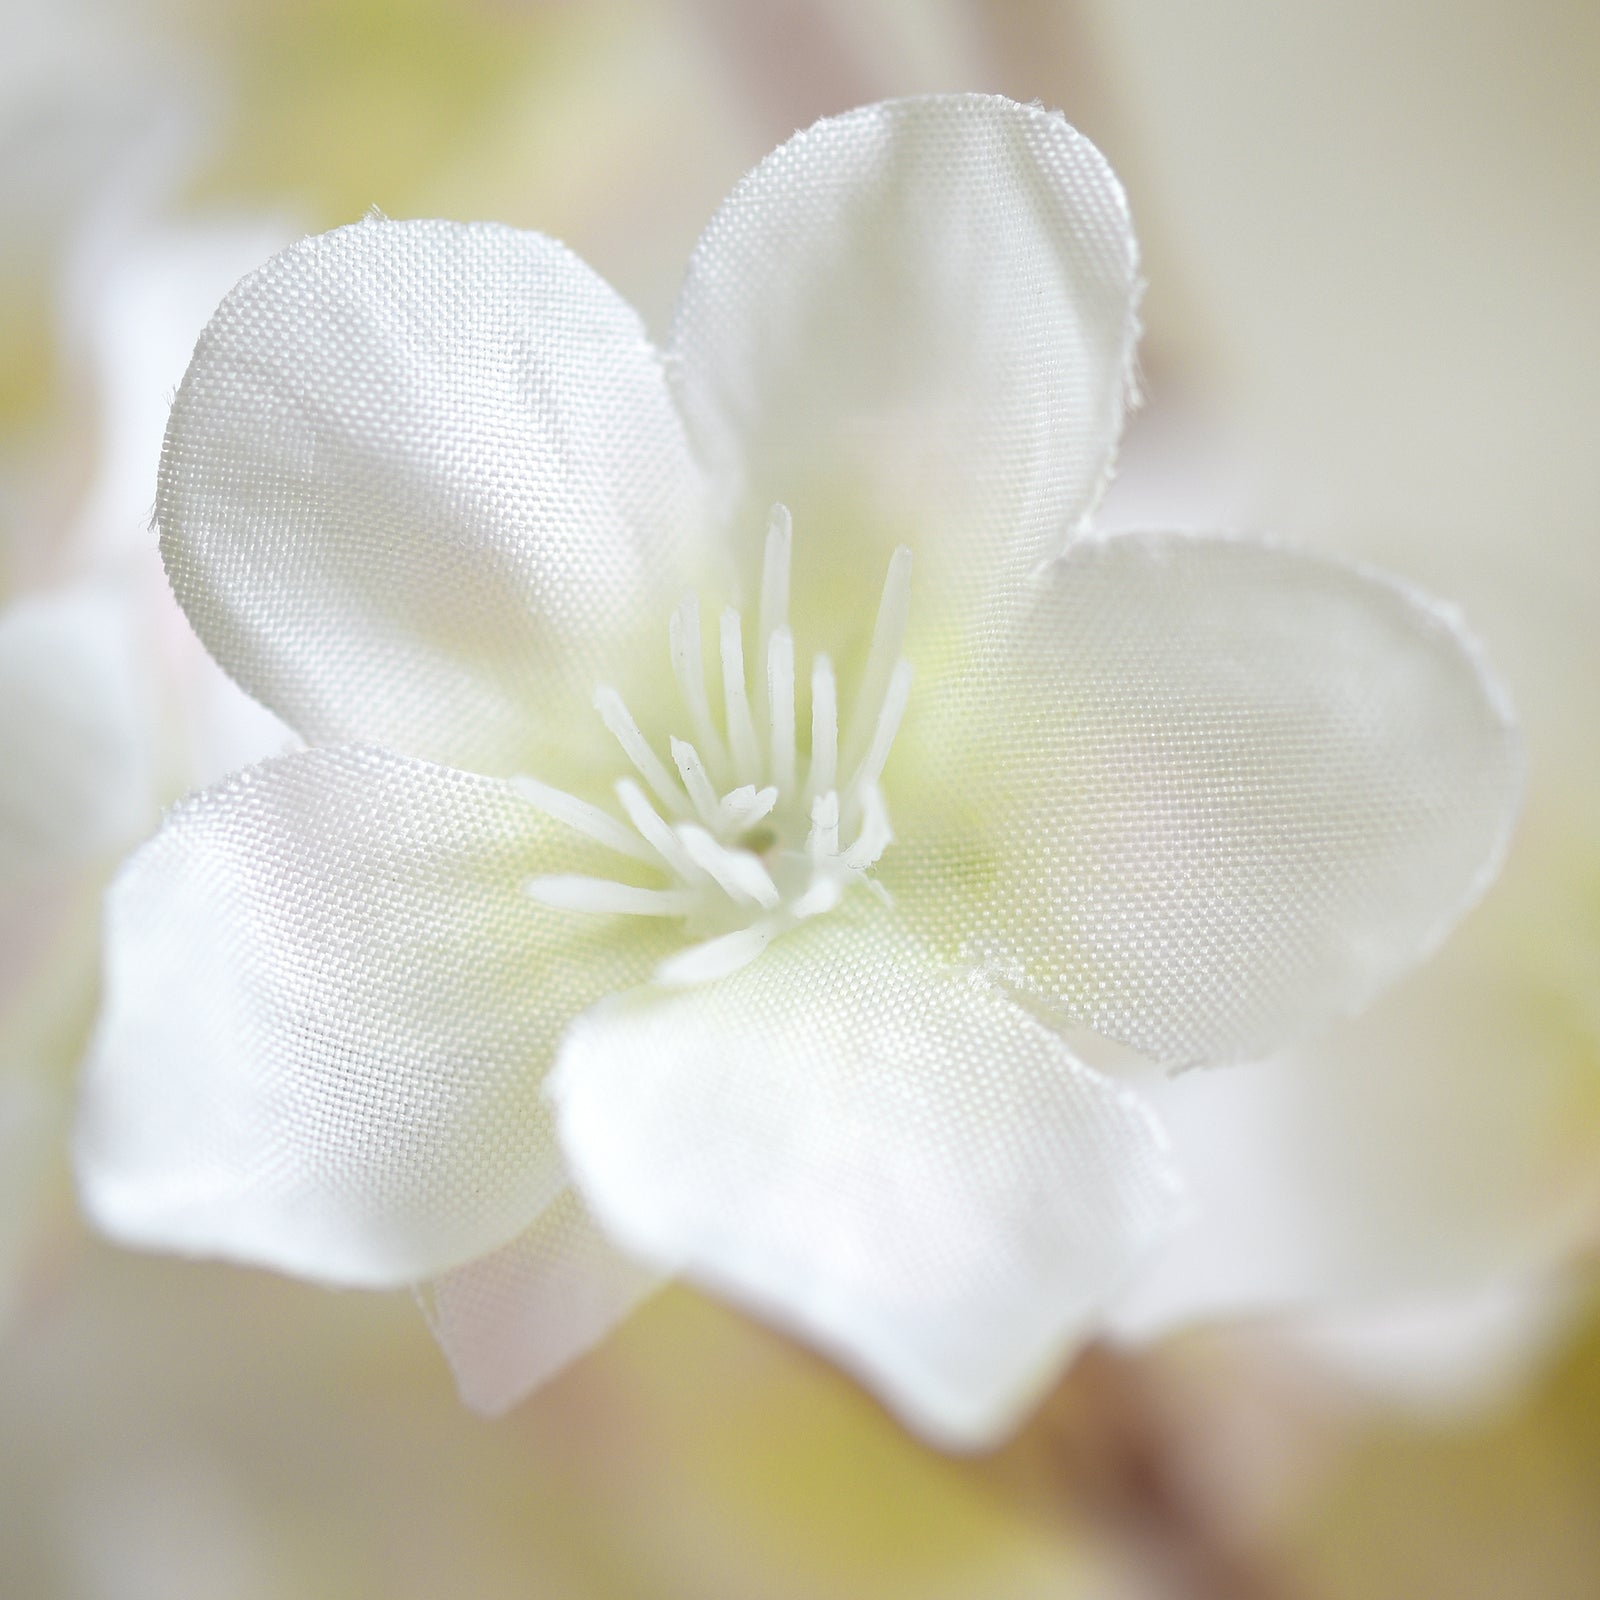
[669,93,1140,665]
[159,218,707,778]
[0,590,152,889]
[70,213,300,568]
[550,911,1182,1449]
[1108,871,1600,1332]
[892,532,1521,1066]
[75,746,676,1287]
[422,1186,660,1416]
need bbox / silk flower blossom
[74,95,1521,1448]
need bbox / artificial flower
[76,94,1520,1447]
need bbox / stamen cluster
[518,507,913,984]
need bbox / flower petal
[422,1186,660,1416]
[75,746,676,1287]
[550,913,1183,1449]
[1109,893,1600,1335]
[159,218,706,776]
[0,589,152,889]
[892,532,1522,1066]
[669,94,1140,662]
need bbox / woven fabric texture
[77,745,675,1285]
[76,94,1524,1443]
[669,95,1140,671]
[423,1186,661,1416]
[553,906,1179,1447]
[158,219,706,782]
[893,532,1520,1066]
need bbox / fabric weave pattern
[75,94,1523,1446]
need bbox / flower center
[516,505,913,985]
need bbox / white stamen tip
[842,782,894,870]
[526,876,697,917]
[614,778,702,880]
[791,877,844,920]
[809,790,840,859]
[721,783,779,832]
[508,775,653,862]
[655,921,778,986]
[678,825,782,909]
[594,686,687,816]
[671,737,724,828]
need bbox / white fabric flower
[75,94,1521,1448]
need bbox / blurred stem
[686,0,881,135]
[1039,1344,1306,1600]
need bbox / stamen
[594,687,686,816]
[679,825,782,909]
[656,921,779,986]
[790,876,844,920]
[669,592,729,779]
[758,503,792,650]
[721,784,779,833]
[766,626,796,796]
[808,791,840,859]
[845,658,913,801]
[807,654,837,801]
[508,775,655,863]
[544,514,913,986]
[842,783,893,869]
[526,877,697,916]
[720,606,760,784]
[614,778,703,882]
[720,783,756,824]
[670,737,723,829]
[841,544,913,776]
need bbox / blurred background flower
[2,0,1596,1595]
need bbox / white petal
[669,94,1140,661]
[1281,1281,1576,1415]
[1109,903,1600,1335]
[0,589,152,889]
[422,1186,660,1416]
[71,213,300,570]
[75,747,676,1287]
[550,913,1183,1449]
[159,218,706,776]
[892,532,1522,1067]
